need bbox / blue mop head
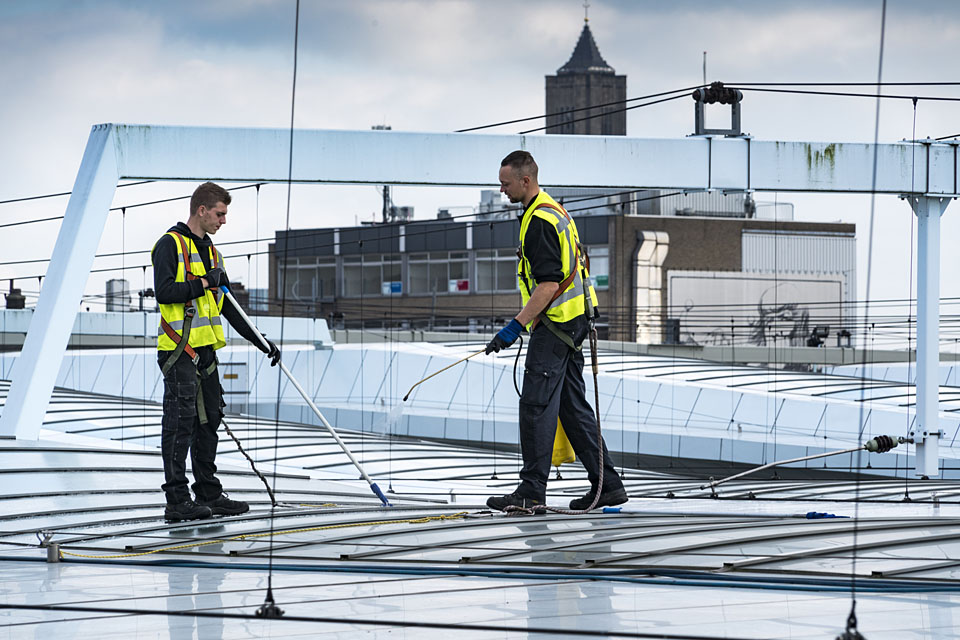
[371,483,393,507]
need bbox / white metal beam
[110,125,958,194]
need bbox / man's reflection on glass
[165,546,225,640]
[524,576,620,634]
[517,518,615,565]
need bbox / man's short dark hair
[500,150,538,180]
[190,182,231,216]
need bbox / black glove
[260,333,281,366]
[203,267,225,289]
[485,319,523,354]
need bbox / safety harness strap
[159,232,220,378]
[523,202,589,348]
[537,314,579,351]
[195,357,219,425]
[160,232,200,375]
[160,312,197,376]
[534,201,592,272]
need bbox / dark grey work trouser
[158,346,224,504]
[516,324,623,501]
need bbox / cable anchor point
[706,477,718,499]
[255,589,285,618]
[38,530,59,563]
[836,609,866,640]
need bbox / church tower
[545,8,626,135]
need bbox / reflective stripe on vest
[154,231,227,351]
[158,315,223,333]
[517,192,599,331]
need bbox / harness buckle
[184,305,196,319]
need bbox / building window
[586,246,609,289]
[408,252,469,294]
[342,256,400,297]
[279,258,336,301]
[408,253,429,294]
[476,249,518,292]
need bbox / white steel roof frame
[1,123,957,476]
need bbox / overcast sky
[2,0,960,322]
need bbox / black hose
[505,325,606,516]
[512,335,524,397]
[222,419,277,507]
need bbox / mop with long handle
[220,286,392,507]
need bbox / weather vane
[583,0,590,23]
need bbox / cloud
[2,0,960,309]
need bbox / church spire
[557,20,614,75]
[545,3,626,135]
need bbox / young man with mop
[152,182,281,522]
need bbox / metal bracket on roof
[37,530,59,563]
[692,82,744,137]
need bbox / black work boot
[198,493,250,516]
[486,491,543,512]
[164,499,213,522]
[569,487,628,511]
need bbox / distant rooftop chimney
[5,279,24,310]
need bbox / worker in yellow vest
[485,151,627,512]
[152,182,280,522]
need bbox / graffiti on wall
[749,301,811,347]
[667,273,841,348]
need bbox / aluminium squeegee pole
[219,286,391,506]
[276,359,380,488]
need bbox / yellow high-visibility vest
[154,231,226,351]
[517,191,598,331]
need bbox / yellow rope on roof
[57,511,469,560]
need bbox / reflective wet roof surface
[3,347,960,638]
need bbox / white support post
[912,195,949,477]
[0,125,119,439]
